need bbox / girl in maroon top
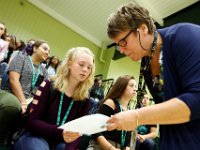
[13,47,95,150]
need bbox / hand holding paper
[59,114,110,135]
[62,130,81,143]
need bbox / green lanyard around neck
[56,93,74,126]
[28,56,41,89]
[117,99,127,148]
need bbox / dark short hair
[107,2,156,39]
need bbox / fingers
[64,137,76,143]
[63,135,77,143]
[107,116,115,131]
[107,115,122,131]
[64,131,82,137]
[21,105,27,114]
[107,123,116,131]
[107,123,122,131]
[62,131,81,143]
[63,136,73,143]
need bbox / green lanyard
[117,99,127,148]
[56,93,74,126]
[28,56,41,89]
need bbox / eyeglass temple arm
[107,43,116,49]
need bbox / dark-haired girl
[89,75,137,150]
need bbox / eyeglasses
[107,30,133,49]
[117,30,133,47]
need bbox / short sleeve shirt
[8,53,47,98]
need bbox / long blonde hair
[52,47,95,101]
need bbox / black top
[95,102,131,148]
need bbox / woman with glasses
[106,2,200,150]
[88,75,137,150]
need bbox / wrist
[21,102,28,106]
[135,109,140,127]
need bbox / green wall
[0,0,112,76]
[107,57,140,83]
[0,0,141,81]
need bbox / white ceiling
[28,0,198,48]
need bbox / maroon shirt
[27,80,90,149]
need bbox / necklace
[56,93,74,126]
[117,99,128,148]
[28,56,41,89]
[136,31,158,108]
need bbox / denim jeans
[0,63,9,90]
[13,132,66,150]
[0,62,8,77]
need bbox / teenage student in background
[88,75,137,150]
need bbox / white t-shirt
[0,39,9,61]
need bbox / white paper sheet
[59,114,110,135]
